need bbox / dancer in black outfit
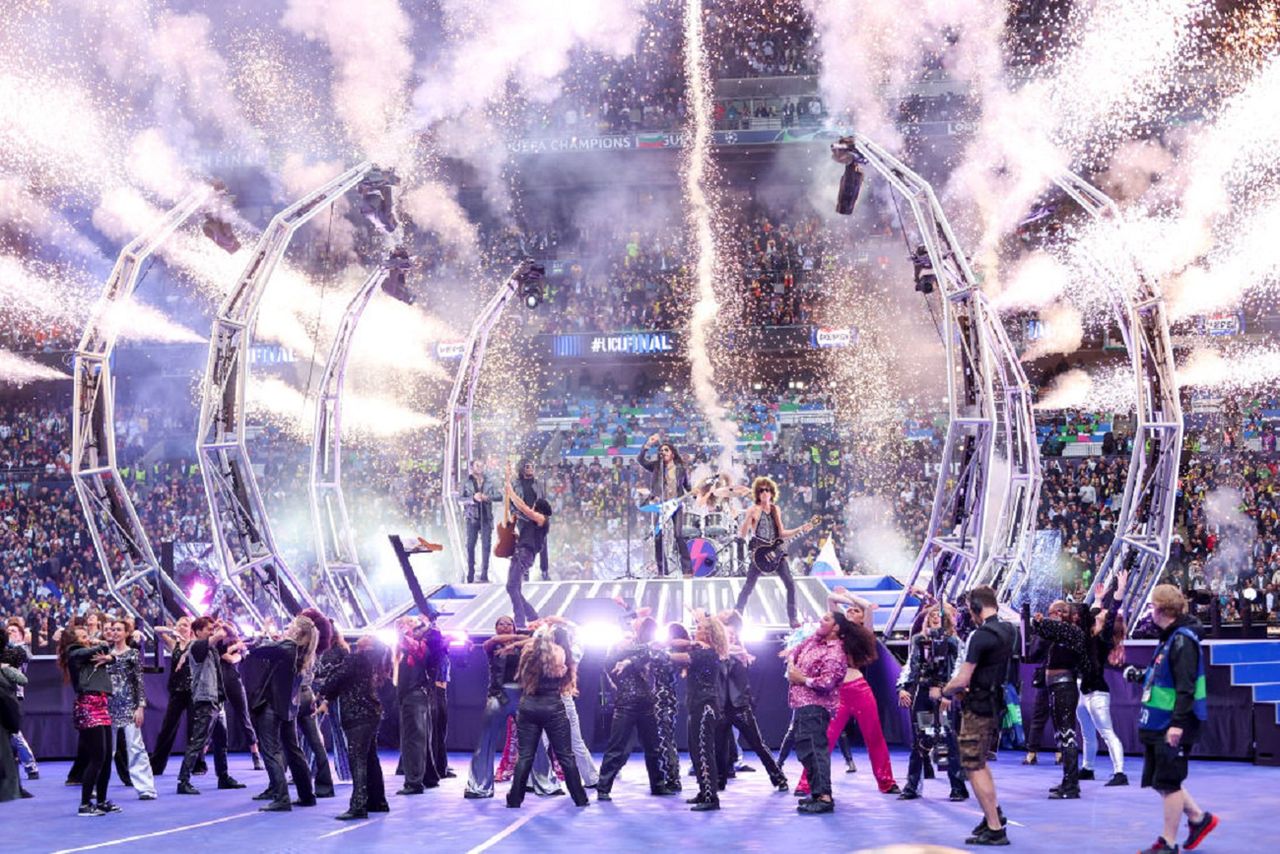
[149,617,193,775]
[668,613,728,811]
[298,608,336,798]
[505,623,589,808]
[1030,600,1088,799]
[596,617,670,800]
[395,617,444,795]
[653,622,686,792]
[217,625,262,770]
[175,617,243,795]
[718,611,788,792]
[247,615,319,811]
[59,626,117,816]
[319,634,391,820]
[636,435,692,576]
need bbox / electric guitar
[494,462,517,559]
[750,515,821,574]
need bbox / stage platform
[431,574,918,636]
[7,751,1261,853]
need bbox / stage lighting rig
[200,182,242,253]
[514,258,546,309]
[830,136,867,216]
[911,244,937,294]
[381,245,417,305]
[356,167,401,233]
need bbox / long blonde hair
[517,627,576,696]
[697,614,729,659]
[290,615,319,674]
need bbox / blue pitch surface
[5,748,1261,853]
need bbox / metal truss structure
[71,187,216,628]
[308,263,390,628]
[441,260,542,579]
[197,162,378,629]
[1050,172,1183,633]
[831,136,1039,637]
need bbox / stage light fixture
[201,214,241,254]
[830,137,867,216]
[381,245,417,305]
[740,620,766,644]
[514,258,546,310]
[374,627,400,648]
[911,244,937,295]
[356,167,401,233]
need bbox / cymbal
[712,485,751,498]
[634,487,651,498]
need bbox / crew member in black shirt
[944,586,1016,847]
[505,460,552,627]
[461,458,497,583]
[1031,600,1089,799]
[596,617,668,800]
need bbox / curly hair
[751,475,780,503]
[517,627,576,696]
[697,614,729,659]
[832,611,878,670]
[300,608,334,654]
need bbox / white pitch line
[50,809,260,854]
[316,817,386,839]
[463,801,558,854]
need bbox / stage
[6,751,1256,853]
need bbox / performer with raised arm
[735,477,815,628]
[637,434,692,576]
[505,459,553,627]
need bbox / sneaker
[882,784,901,795]
[26,770,39,781]
[797,798,834,814]
[218,777,247,790]
[138,793,157,801]
[897,789,920,801]
[972,806,1008,835]
[1184,812,1218,850]
[735,762,756,773]
[690,800,721,812]
[1139,837,1179,854]
[1079,768,1096,781]
[1105,772,1130,787]
[176,782,200,795]
[78,804,105,817]
[96,800,123,813]
[1048,788,1080,799]
[966,825,1010,846]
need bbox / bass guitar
[493,462,517,559]
[750,515,820,574]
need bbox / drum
[688,537,719,577]
[703,512,729,539]
[681,514,704,540]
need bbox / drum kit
[636,483,752,577]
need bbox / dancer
[1030,600,1088,799]
[462,457,498,583]
[560,629,600,789]
[394,616,444,795]
[0,625,30,801]
[596,617,669,800]
[247,615,319,811]
[637,434,692,576]
[1129,585,1218,854]
[505,459,552,627]
[298,608,336,798]
[652,622,686,792]
[668,612,729,811]
[785,611,846,814]
[149,616,193,775]
[505,624,589,808]
[1078,571,1129,787]
[735,477,814,628]
[175,618,242,795]
[896,605,966,801]
[217,624,263,771]
[103,619,156,800]
[318,633,391,820]
[59,625,117,816]
[718,611,788,792]
[943,586,1018,847]
[3,619,38,783]
[794,611,898,799]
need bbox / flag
[810,537,843,576]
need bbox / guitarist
[734,477,811,629]
[504,459,552,627]
[637,434,692,576]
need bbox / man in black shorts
[1129,585,1219,854]
[944,586,1016,847]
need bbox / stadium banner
[542,325,840,359]
[512,124,960,156]
[435,340,466,360]
[811,326,859,348]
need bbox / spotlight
[513,257,546,310]
[381,245,416,305]
[911,244,937,295]
[740,620,766,644]
[201,214,241,254]
[578,621,624,648]
[830,137,867,216]
[356,167,400,233]
[186,579,212,615]
[444,629,470,647]
[374,627,399,649]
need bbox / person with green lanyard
[1126,584,1219,854]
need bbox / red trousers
[797,678,897,794]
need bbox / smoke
[842,495,915,579]
[1098,139,1176,202]
[1202,487,1255,577]
[1034,364,1133,412]
[0,349,69,386]
[1164,195,1280,320]
[1177,345,1280,394]
[280,0,415,165]
[248,375,436,440]
[682,0,739,471]
[279,153,361,260]
[1021,303,1083,361]
[991,250,1071,310]
[400,181,479,258]
[1034,368,1092,411]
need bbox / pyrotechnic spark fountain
[682,0,738,472]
